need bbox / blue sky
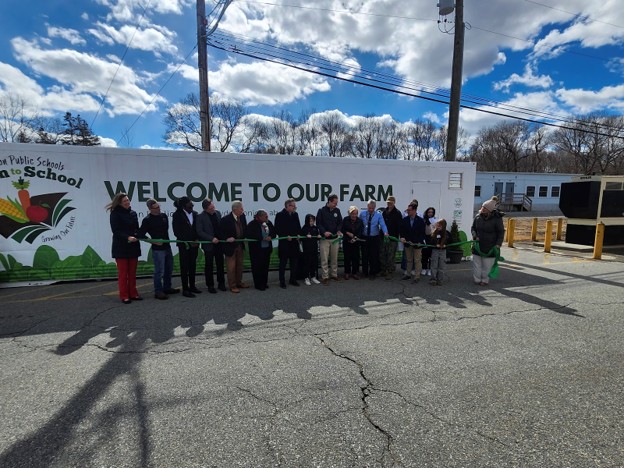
[0,0,622,149]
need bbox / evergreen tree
[62,112,100,146]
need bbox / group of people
[107,192,505,304]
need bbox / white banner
[0,143,475,284]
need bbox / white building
[474,172,578,214]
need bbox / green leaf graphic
[32,245,61,271]
[80,246,103,267]
[10,225,49,244]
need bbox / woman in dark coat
[107,192,141,304]
[245,210,276,291]
[471,198,505,286]
[341,206,364,280]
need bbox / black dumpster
[559,177,624,246]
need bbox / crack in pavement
[234,386,283,466]
[313,334,402,467]
[373,387,512,450]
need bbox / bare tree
[317,111,350,157]
[163,92,247,152]
[548,114,624,175]
[0,94,37,143]
[469,121,531,171]
[350,115,382,158]
[212,97,247,152]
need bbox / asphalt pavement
[1,244,623,467]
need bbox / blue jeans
[152,249,173,293]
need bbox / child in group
[429,218,448,286]
[301,214,322,285]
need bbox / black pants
[178,244,198,291]
[203,245,225,287]
[361,235,381,276]
[278,248,300,284]
[342,240,360,274]
[301,243,318,278]
[250,247,271,289]
[421,246,432,270]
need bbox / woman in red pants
[107,192,142,304]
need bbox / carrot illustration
[12,177,31,211]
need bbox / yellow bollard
[504,218,510,242]
[556,218,564,241]
[544,220,553,253]
[507,218,515,248]
[593,222,605,260]
[531,217,538,242]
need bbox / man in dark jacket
[196,198,226,293]
[380,196,403,279]
[220,200,248,293]
[172,196,202,298]
[138,199,179,299]
[316,194,343,284]
[399,203,426,283]
[274,198,302,288]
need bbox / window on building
[526,186,535,197]
[448,173,462,189]
[474,185,481,197]
[539,186,548,197]
[551,186,560,197]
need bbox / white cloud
[493,64,554,92]
[88,22,178,56]
[96,0,193,22]
[11,37,165,116]
[556,85,624,114]
[459,91,561,135]
[47,26,87,46]
[208,61,331,106]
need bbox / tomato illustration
[26,205,49,223]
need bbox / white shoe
[305,278,311,286]
[311,277,321,284]
[426,269,432,276]
[421,269,427,275]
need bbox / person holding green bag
[471,197,505,286]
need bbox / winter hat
[482,198,497,212]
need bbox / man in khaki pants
[316,194,343,284]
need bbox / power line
[207,31,624,138]
[91,0,152,130]
[524,0,624,30]
[116,45,198,146]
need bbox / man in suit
[399,202,426,283]
[220,200,248,293]
[196,198,226,293]
[274,198,302,288]
[172,196,202,297]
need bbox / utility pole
[445,0,464,161]
[197,0,210,151]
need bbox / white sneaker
[427,269,432,276]
[311,277,321,284]
[421,269,427,275]
[305,278,311,286]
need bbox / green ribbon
[473,241,505,279]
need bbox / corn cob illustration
[0,197,29,223]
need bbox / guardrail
[505,217,605,259]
